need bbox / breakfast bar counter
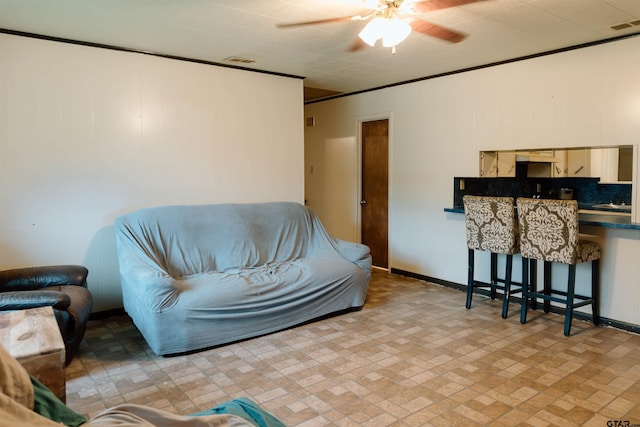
[444,207,640,230]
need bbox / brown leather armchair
[0,265,93,365]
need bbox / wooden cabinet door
[567,149,589,177]
[480,151,497,177]
[497,151,516,177]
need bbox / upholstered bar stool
[516,198,600,336]
[463,195,522,319]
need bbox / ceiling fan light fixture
[382,17,412,47]
[359,16,386,46]
[278,0,472,53]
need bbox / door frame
[356,112,393,269]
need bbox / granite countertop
[444,206,640,230]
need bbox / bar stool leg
[520,256,529,324]
[502,254,513,319]
[564,264,577,336]
[592,259,600,326]
[543,261,552,313]
[490,253,498,300]
[529,259,538,311]
[466,249,474,309]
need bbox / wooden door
[361,119,389,268]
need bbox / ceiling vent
[223,56,256,64]
[610,19,640,31]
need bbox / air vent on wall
[610,19,640,31]
[223,56,256,64]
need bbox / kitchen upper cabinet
[479,146,631,182]
[479,151,497,177]
[479,151,515,177]
[566,149,590,177]
[552,150,568,177]
[497,151,516,177]
[551,149,589,177]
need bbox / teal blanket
[32,374,285,427]
[191,397,286,427]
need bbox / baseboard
[390,267,640,335]
[89,307,126,320]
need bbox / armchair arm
[0,290,72,311]
[0,265,88,292]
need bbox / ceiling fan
[277,0,484,53]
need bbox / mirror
[479,146,633,183]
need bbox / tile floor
[66,269,640,426]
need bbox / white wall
[305,36,640,327]
[0,34,304,311]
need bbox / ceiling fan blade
[277,15,356,28]
[411,0,485,13]
[410,19,467,43]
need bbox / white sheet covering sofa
[114,202,371,355]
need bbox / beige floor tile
[66,269,640,426]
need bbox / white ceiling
[1,0,639,101]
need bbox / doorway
[361,119,389,268]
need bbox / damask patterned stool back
[516,198,601,336]
[463,195,522,319]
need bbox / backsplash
[453,177,631,210]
